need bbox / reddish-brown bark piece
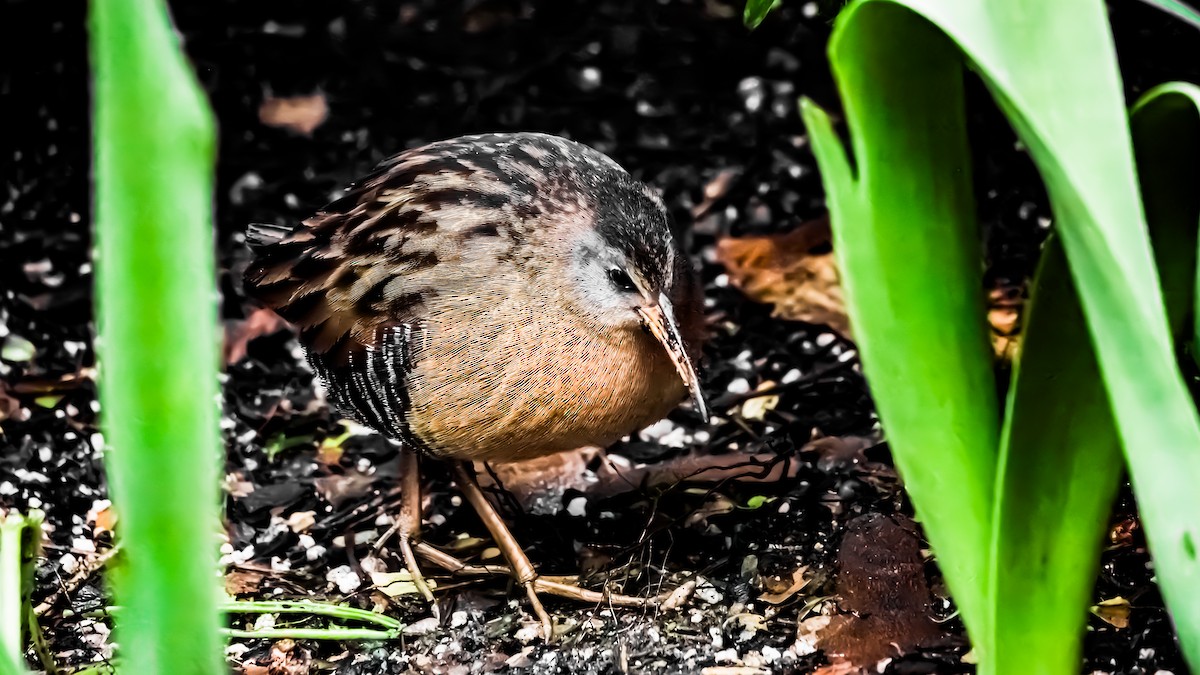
[818,513,945,667]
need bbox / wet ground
[2,0,1198,673]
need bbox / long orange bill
[637,294,709,422]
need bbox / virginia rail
[244,132,707,637]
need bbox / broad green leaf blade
[1130,83,1200,345]
[989,237,1122,675]
[821,0,1200,666]
[800,0,998,645]
[744,0,781,29]
[90,0,225,673]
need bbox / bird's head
[564,162,709,422]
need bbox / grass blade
[89,0,224,672]
[0,511,42,675]
[744,0,781,29]
[988,237,1123,675]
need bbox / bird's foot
[450,462,683,640]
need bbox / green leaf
[743,494,775,510]
[801,1,998,646]
[744,0,781,29]
[90,0,225,672]
[1136,0,1200,31]
[264,432,316,463]
[1130,83,1200,345]
[988,236,1123,675]
[806,0,1200,671]
[0,511,42,675]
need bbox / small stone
[325,565,361,594]
[713,647,740,663]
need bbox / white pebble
[695,583,724,605]
[566,497,588,517]
[326,565,361,594]
[639,418,676,441]
[726,378,751,395]
[714,647,740,663]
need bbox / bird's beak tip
[637,299,709,423]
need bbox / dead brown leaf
[225,307,289,365]
[691,168,741,219]
[286,510,316,533]
[593,449,801,498]
[268,640,311,675]
[258,93,329,136]
[738,380,779,421]
[224,472,256,498]
[0,380,21,423]
[759,565,810,605]
[313,470,376,508]
[803,436,871,469]
[988,282,1024,363]
[1092,596,1132,629]
[87,501,117,537]
[1108,516,1138,549]
[237,640,311,675]
[225,569,265,596]
[316,436,346,466]
[812,662,860,675]
[683,493,737,528]
[477,446,601,509]
[716,216,850,336]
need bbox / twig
[35,546,120,617]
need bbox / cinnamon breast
[405,287,686,462]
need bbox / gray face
[568,180,682,329]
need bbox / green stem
[0,511,44,675]
[89,0,223,672]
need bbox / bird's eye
[607,268,637,293]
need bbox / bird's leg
[394,446,438,613]
[452,462,554,638]
[451,463,668,640]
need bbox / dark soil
[1,0,1197,673]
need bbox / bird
[243,131,708,638]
